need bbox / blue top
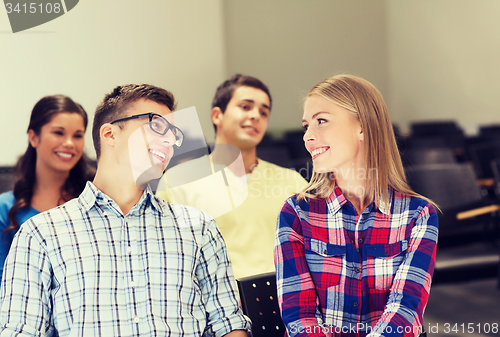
[0,191,39,281]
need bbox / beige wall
[2,0,499,165]
[0,0,226,165]
[223,0,389,136]
[222,0,500,137]
[386,0,500,135]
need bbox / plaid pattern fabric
[0,182,250,337]
[275,186,438,337]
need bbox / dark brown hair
[4,95,95,239]
[92,84,177,159]
[211,74,272,132]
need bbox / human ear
[211,107,223,127]
[100,123,116,148]
[28,129,39,148]
[355,119,364,141]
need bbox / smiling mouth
[149,149,167,163]
[242,125,258,133]
[311,147,329,159]
[56,152,74,159]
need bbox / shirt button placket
[124,216,139,330]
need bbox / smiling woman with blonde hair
[275,75,438,337]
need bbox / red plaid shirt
[275,186,438,337]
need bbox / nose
[63,136,75,147]
[248,107,260,120]
[160,128,177,145]
[303,126,316,143]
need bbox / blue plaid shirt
[275,187,438,337]
[0,182,250,337]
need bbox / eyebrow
[302,111,330,124]
[51,125,85,132]
[240,99,271,111]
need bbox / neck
[240,146,258,174]
[34,169,68,193]
[334,165,370,215]
[31,163,70,212]
[92,160,145,215]
[213,138,258,174]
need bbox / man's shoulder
[166,155,209,176]
[14,197,83,245]
[154,195,216,228]
[161,155,212,189]
[26,197,82,225]
[256,158,302,173]
[254,158,308,183]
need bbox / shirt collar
[79,181,163,216]
[326,185,347,215]
[377,188,393,215]
[325,185,393,216]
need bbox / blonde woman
[275,75,438,337]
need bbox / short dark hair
[211,74,272,133]
[92,84,177,159]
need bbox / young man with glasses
[0,84,250,337]
[157,75,308,280]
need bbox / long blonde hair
[298,75,437,210]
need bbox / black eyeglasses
[110,112,184,147]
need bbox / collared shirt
[0,191,40,282]
[157,156,307,279]
[0,182,251,337]
[275,186,438,337]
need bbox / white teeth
[56,152,72,158]
[312,148,328,157]
[243,126,257,132]
[150,150,166,159]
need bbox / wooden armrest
[456,204,500,220]
[477,178,495,187]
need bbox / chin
[132,164,165,189]
[52,164,74,174]
[148,165,165,179]
[239,138,260,149]
[312,164,335,175]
